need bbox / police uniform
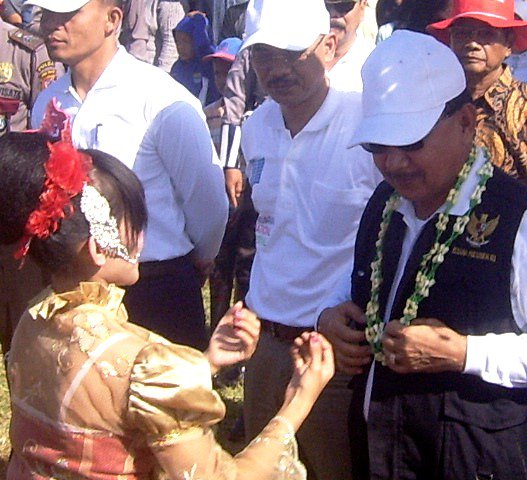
[0,18,58,355]
[0,18,58,135]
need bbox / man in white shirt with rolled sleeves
[240,1,381,479]
[30,0,228,350]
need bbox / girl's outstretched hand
[284,332,335,407]
[205,302,260,374]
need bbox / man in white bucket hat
[319,29,527,479]
[27,0,228,351]
[240,0,381,478]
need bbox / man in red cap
[428,0,527,182]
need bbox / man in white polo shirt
[30,0,228,350]
[240,0,381,478]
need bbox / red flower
[14,125,93,262]
[26,185,70,238]
[45,142,92,194]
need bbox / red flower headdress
[15,104,93,261]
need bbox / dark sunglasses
[325,1,356,15]
[361,139,424,154]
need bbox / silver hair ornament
[80,184,139,264]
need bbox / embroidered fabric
[7,282,307,480]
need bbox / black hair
[376,0,403,27]
[0,132,147,273]
[393,0,453,33]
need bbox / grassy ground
[0,284,245,477]
[0,359,9,477]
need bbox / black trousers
[0,247,47,355]
[209,184,257,329]
[348,376,527,480]
[124,253,208,351]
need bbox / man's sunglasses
[362,139,425,154]
[325,1,356,15]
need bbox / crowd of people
[1,0,527,479]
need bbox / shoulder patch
[8,28,45,51]
[36,59,58,88]
[0,63,13,83]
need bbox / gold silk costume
[7,282,305,479]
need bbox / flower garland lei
[364,147,494,363]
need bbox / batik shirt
[474,66,527,183]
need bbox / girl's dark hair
[0,132,147,273]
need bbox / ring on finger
[389,353,396,365]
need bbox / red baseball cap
[427,0,527,52]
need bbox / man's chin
[267,85,298,103]
[46,48,67,64]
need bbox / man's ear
[87,237,107,267]
[105,5,123,36]
[322,32,338,62]
[504,30,515,58]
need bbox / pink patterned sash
[8,404,156,479]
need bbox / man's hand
[205,302,260,375]
[225,168,244,207]
[317,301,372,375]
[382,318,468,374]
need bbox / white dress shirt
[31,47,228,263]
[242,88,382,328]
[327,33,375,93]
[321,150,527,394]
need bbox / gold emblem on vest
[0,63,13,84]
[466,212,500,248]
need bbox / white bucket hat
[25,0,90,12]
[242,0,330,51]
[349,30,467,149]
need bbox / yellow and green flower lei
[364,147,494,363]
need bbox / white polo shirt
[242,88,383,328]
[32,47,228,263]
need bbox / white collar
[64,46,128,100]
[265,87,350,134]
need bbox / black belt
[260,319,313,343]
[139,253,193,277]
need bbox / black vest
[351,169,527,431]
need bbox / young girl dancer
[0,130,334,479]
